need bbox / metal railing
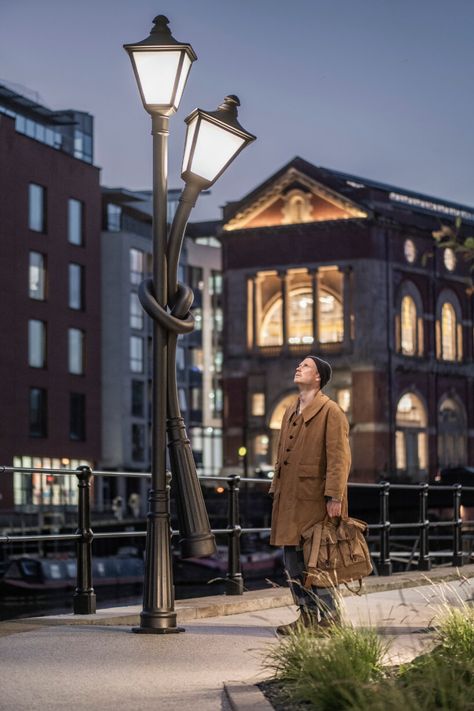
[1,464,473,614]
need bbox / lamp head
[181,95,256,188]
[124,15,197,116]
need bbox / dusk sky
[1,0,474,220]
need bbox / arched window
[396,282,424,357]
[436,291,463,362]
[441,302,457,361]
[395,393,428,478]
[438,396,467,468]
[259,288,343,346]
[401,296,417,355]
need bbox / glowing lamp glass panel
[174,53,192,108]
[132,50,183,107]
[185,118,245,183]
[182,116,198,173]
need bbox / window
[213,307,223,332]
[131,380,145,417]
[443,248,456,272]
[337,389,351,414]
[189,266,204,292]
[193,308,203,331]
[28,320,46,368]
[130,248,144,285]
[68,199,83,245]
[106,203,122,231]
[441,302,457,361]
[252,393,265,416]
[70,393,86,440]
[29,252,46,300]
[29,388,47,437]
[211,387,223,417]
[69,263,84,310]
[404,239,416,263]
[401,295,417,355]
[395,393,428,478]
[131,424,145,461]
[190,347,203,372]
[68,328,85,375]
[288,290,313,344]
[209,270,223,295]
[438,397,467,468]
[130,292,143,330]
[28,184,46,232]
[130,336,144,373]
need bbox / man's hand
[326,499,342,518]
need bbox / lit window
[254,435,269,457]
[28,184,46,232]
[252,393,265,416]
[130,248,144,285]
[337,389,351,414]
[404,239,416,263]
[443,248,456,272]
[68,328,85,374]
[193,308,203,331]
[29,252,46,300]
[441,302,457,361]
[69,264,84,310]
[68,199,83,245]
[401,295,417,355]
[130,336,144,373]
[130,292,144,330]
[28,320,46,368]
[288,290,314,344]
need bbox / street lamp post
[124,15,255,634]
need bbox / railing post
[452,483,463,567]
[418,483,431,570]
[73,466,96,614]
[225,474,243,595]
[379,481,392,576]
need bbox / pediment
[223,167,369,231]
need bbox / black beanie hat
[305,355,332,389]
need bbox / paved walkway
[0,567,472,711]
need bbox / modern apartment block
[0,82,101,512]
[221,157,474,482]
[100,189,222,513]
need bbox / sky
[1,0,474,220]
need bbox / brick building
[0,83,101,511]
[221,157,474,482]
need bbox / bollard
[418,483,431,570]
[73,466,96,614]
[452,484,463,567]
[225,474,244,595]
[379,481,392,576]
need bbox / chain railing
[1,464,473,613]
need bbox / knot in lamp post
[124,15,255,634]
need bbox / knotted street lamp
[124,15,255,634]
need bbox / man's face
[294,358,320,388]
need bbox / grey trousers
[283,546,337,618]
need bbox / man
[269,355,351,634]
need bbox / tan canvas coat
[269,391,351,546]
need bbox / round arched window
[395,393,428,476]
[404,239,416,263]
[443,248,456,272]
